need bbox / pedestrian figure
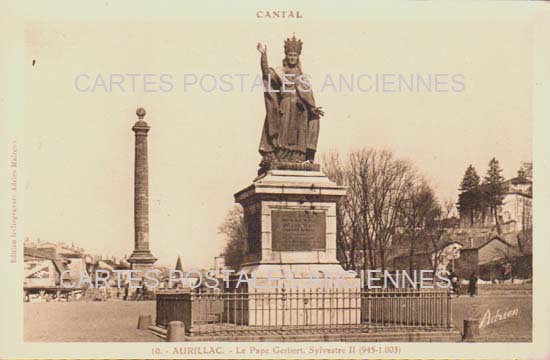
[450,272,460,297]
[136,279,145,301]
[468,271,478,297]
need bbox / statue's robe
[259,63,319,159]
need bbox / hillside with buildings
[390,163,532,283]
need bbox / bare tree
[323,151,357,270]
[323,148,418,271]
[218,205,247,269]
[426,224,451,274]
[400,180,441,273]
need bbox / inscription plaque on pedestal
[271,210,326,251]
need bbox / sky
[21,3,534,268]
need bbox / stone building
[390,228,531,282]
[499,172,532,231]
[24,247,65,288]
[459,168,532,232]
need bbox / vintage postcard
[1,1,549,359]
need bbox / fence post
[167,321,186,342]
[447,290,454,330]
[367,290,373,333]
[280,286,286,333]
[182,292,194,336]
[137,314,152,330]
[462,319,479,341]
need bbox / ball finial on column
[136,107,146,119]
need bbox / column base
[128,251,157,273]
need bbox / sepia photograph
[2,1,549,359]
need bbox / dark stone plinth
[234,169,347,266]
[258,161,320,175]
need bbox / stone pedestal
[232,169,360,326]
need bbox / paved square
[24,295,532,342]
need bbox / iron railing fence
[156,288,452,336]
[365,288,452,330]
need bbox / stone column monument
[231,36,360,326]
[128,107,157,272]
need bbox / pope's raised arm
[257,43,270,78]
